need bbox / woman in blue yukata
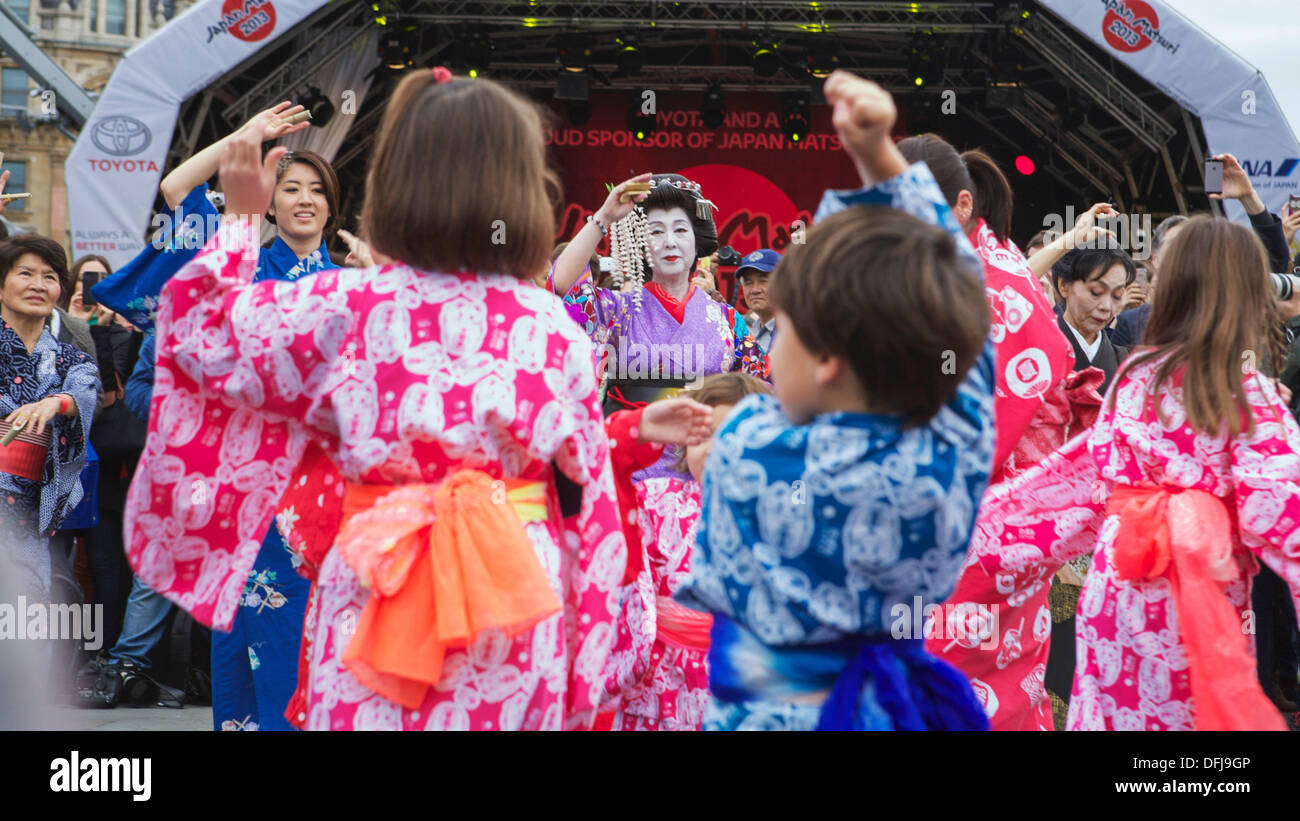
[0,235,100,599]
[673,71,996,730]
[94,103,343,730]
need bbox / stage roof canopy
[69,0,1300,265]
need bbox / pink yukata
[599,412,710,731]
[124,220,627,730]
[971,353,1300,730]
[927,223,1105,731]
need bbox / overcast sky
[1165,0,1300,139]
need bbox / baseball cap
[735,248,781,277]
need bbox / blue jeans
[108,574,173,668]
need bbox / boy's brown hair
[362,71,560,279]
[769,206,989,426]
[672,373,772,472]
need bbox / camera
[1271,272,1300,300]
[715,245,742,267]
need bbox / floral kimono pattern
[967,355,1300,730]
[125,220,626,730]
[0,318,98,596]
[674,163,995,730]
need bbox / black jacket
[1059,315,1129,395]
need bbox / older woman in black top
[1052,242,1137,394]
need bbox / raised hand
[595,173,654,227]
[219,126,286,223]
[1119,283,1145,313]
[242,101,311,143]
[637,396,714,447]
[1210,153,1257,203]
[1282,207,1300,248]
[823,70,904,186]
[1066,202,1119,249]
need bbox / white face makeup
[645,206,696,281]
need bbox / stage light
[907,34,946,88]
[378,24,417,70]
[701,84,725,128]
[781,92,810,143]
[1014,155,1036,176]
[805,38,839,79]
[299,86,335,127]
[616,36,643,76]
[752,42,781,78]
[628,104,656,142]
[555,72,589,101]
[567,100,592,126]
[451,29,494,76]
[558,35,593,73]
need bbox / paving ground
[39,704,212,731]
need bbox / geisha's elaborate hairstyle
[608,173,718,302]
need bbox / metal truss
[1018,11,1175,153]
[393,0,1005,33]
[219,1,371,127]
[0,1,95,127]
[483,62,985,92]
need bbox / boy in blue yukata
[674,71,997,730]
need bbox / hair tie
[431,66,454,85]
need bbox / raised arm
[160,102,308,209]
[815,71,980,275]
[552,173,652,298]
[1026,202,1117,279]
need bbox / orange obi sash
[1106,484,1285,731]
[336,470,562,710]
[655,595,712,652]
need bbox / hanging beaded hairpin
[607,176,716,310]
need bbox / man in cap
[737,248,780,353]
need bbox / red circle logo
[1102,0,1158,53]
[222,0,276,43]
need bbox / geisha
[551,173,769,436]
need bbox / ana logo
[207,0,276,43]
[747,251,763,262]
[1240,158,1300,178]
[90,115,151,156]
[1102,0,1179,55]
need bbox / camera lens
[1273,273,1295,301]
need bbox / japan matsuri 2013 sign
[67,0,328,268]
[1038,0,1300,223]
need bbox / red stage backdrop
[545,91,860,262]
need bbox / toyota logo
[90,115,152,156]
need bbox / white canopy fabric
[1038,0,1300,221]
[66,0,330,267]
